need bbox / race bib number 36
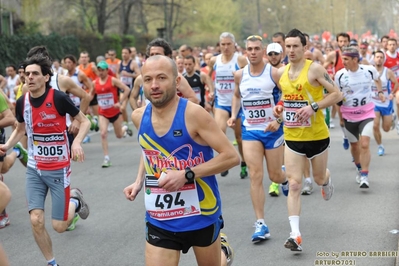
[283,100,311,127]
[144,175,201,220]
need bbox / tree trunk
[119,0,135,35]
[97,0,107,34]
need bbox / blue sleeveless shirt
[138,98,222,231]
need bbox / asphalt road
[1,121,399,266]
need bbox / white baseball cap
[267,43,283,55]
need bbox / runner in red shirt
[94,61,132,168]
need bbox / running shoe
[122,125,128,138]
[221,170,229,177]
[92,117,99,132]
[83,135,90,144]
[66,213,80,231]
[396,122,399,135]
[251,222,270,243]
[355,170,361,184]
[102,159,111,168]
[86,114,94,131]
[321,176,334,201]
[232,139,238,146]
[342,137,349,150]
[359,175,369,189]
[0,214,10,229]
[240,165,247,179]
[126,126,133,137]
[221,233,234,266]
[14,142,28,166]
[70,188,90,220]
[301,179,313,195]
[377,146,385,156]
[284,233,302,251]
[269,182,279,197]
[329,120,335,129]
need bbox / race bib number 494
[144,175,201,221]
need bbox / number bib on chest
[97,93,114,109]
[121,76,133,86]
[242,98,273,124]
[144,175,201,221]
[283,100,311,127]
[215,71,234,94]
[32,133,68,163]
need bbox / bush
[0,33,79,75]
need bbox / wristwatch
[276,117,283,124]
[310,102,319,112]
[185,168,195,182]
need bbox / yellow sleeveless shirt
[15,83,23,100]
[279,60,328,141]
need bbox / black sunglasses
[268,52,280,56]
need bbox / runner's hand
[158,170,187,192]
[294,105,313,124]
[71,143,85,162]
[265,120,280,132]
[123,182,142,201]
[68,119,80,135]
[379,93,386,103]
[0,145,8,156]
[273,105,283,118]
[227,117,236,128]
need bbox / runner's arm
[0,76,6,90]
[130,61,141,79]
[200,72,214,95]
[123,108,146,201]
[387,69,399,95]
[187,104,240,178]
[323,51,335,69]
[230,69,242,119]
[112,77,131,104]
[61,75,91,113]
[129,75,142,110]
[314,64,343,109]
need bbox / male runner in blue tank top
[124,55,238,266]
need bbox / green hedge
[0,33,79,75]
[0,33,137,76]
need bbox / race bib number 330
[144,175,201,220]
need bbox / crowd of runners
[0,28,398,266]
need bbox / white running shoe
[359,176,369,189]
[321,176,334,201]
[301,180,313,195]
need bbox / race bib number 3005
[144,175,201,221]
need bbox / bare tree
[119,0,138,35]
